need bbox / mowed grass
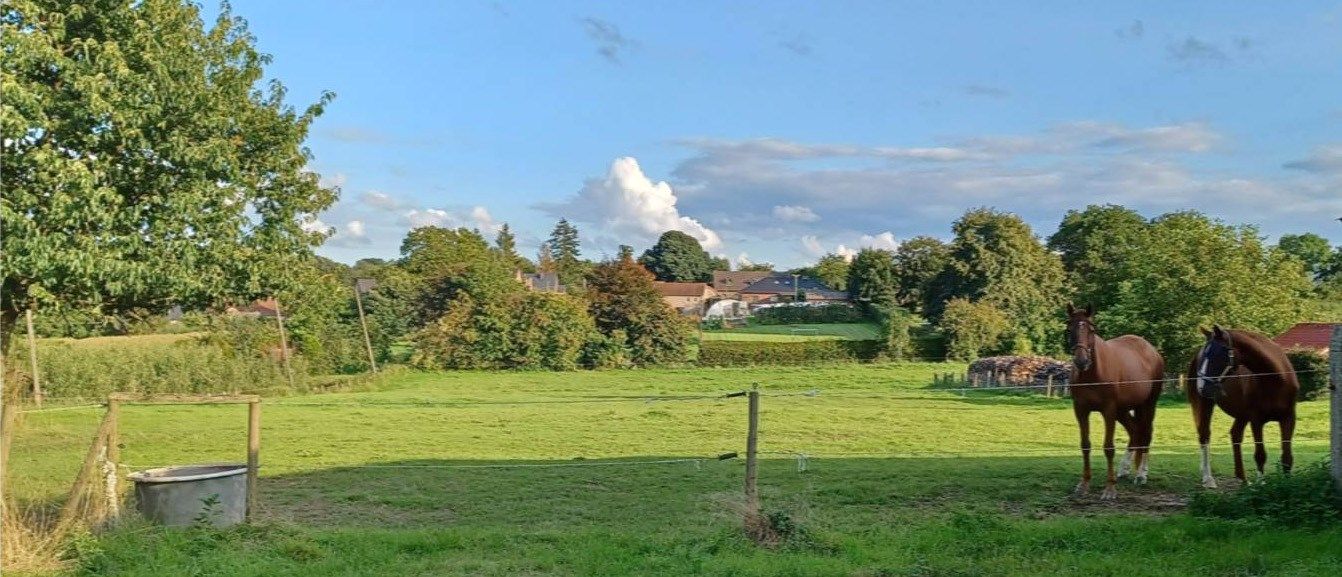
[9,364,1341,576]
[700,322,882,342]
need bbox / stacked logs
[967,356,1071,389]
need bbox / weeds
[1189,460,1341,528]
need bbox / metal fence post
[1330,326,1341,492]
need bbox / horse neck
[1076,332,1111,381]
[1227,332,1282,376]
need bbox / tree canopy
[800,254,850,291]
[547,219,585,288]
[638,230,715,282]
[1276,233,1333,279]
[586,252,690,365]
[847,249,898,308]
[0,0,337,353]
[1048,205,1149,312]
[891,236,950,311]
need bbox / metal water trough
[128,463,248,527]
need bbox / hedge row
[698,339,884,366]
[751,304,865,325]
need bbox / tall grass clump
[1189,460,1342,528]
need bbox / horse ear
[1085,303,1095,317]
[1212,325,1227,340]
[1066,303,1076,315]
[1199,326,1212,338]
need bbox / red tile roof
[1273,322,1339,351]
[653,282,711,297]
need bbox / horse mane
[1227,328,1297,386]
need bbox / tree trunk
[2,307,21,487]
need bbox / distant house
[739,275,849,304]
[711,270,772,299]
[516,271,564,293]
[1274,322,1339,354]
[653,282,718,316]
[226,298,280,318]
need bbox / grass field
[700,322,882,342]
[9,364,1341,576]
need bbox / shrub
[1285,348,1329,400]
[697,340,883,366]
[1189,460,1341,528]
[412,292,599,370]
[869,304,914,360]
[940,299,1009,361]
[751,304,864,325]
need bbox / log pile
[967,356,1071,388]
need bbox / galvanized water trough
[128,463,248,527]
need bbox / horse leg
[1100,410,1118,500]
[1281,412,1296,475]
[1194,397,1216,488]
[1134,398,1157,485]
[1074,406,1092,496]
[1230,418,1247,483]
[1250,420,1267,481]
[1115,411,1137,479]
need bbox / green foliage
[1101,212,1310,365]
[494,223,534,273]
[412,292,598,371]
[1048,205,1149,312]
[940,298,1010,361]
[547,219,586,289]
[872,305,915,360]
[1286,348,1330,401]
[737,262,776,272]
[847,249,898,308]
[697,339,883,366]
[798,254,850,292]
[0,0,336,354]
[586,253,691,365]
[926,209,1066,355]
[400,226,520,324]
[1189,460,1341,528]
[892,236,950,311]
[638,230,715,282]
[751,304,865,325]
[1277,233,1334,279]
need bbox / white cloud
[1284,145,1342,173]
[859,232,899,251]
[735,252,754,268]
[470,206,501,233]
[361,191,400,210]
[405,208,451,228]
[542,157,721,250]
[801,232,896,262]
[345,220,366,238]
[299,216,332,235]
[772,205,820,223]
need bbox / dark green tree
[798,254,850,291]
[399,226,519,324]
[0,0,337,357]
[495,223,534,273]
[1048,205,1150,311]
[586,252,691,365]
[892,236,950,311]
[847,249,898,308]
[638,230,715,282]
[925,208,1066,354]
[547,219,584,288]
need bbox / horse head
[1065,303,1097,371]
[1195,325,1237,399]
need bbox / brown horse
[1066,304,1164,499]
[1187,326,1298,488]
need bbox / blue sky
[223,1,1342,266]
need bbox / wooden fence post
[247,399,261,522]
[1046,374,1054,398]
[352,282,378,374]
[1330,326,1341,492]
[106,396,120,515]
[25,307,42,407]
[744,387,760,528]
[273,298,294,389]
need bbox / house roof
[1274,322,1339,350]
[711,270,772,292]
[653,282,711,298]
[740,275,848,300]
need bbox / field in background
[10,363,1340,576]
[700,322,881,342]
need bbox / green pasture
[699,322,882,342]
[9,363,1340,576]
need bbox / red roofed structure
[1273,322,1339,354]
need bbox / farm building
[704,298,749,320]
[226,298,280,318]
[653,282,718,316]
[515,271,564,293]
[739,274,849,304]
[710,270,772,299]
[1273,322,1339,354]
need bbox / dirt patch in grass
[1055,488,1188,517]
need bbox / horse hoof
[1133,475,1148,486]
[1100,486,1118,500]
[1074,482,1089,496]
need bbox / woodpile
[967,356,1071,389]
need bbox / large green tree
[1276,233,1333,279]
[1047,205,1149,311]
[399,226,518,324]
[638,230,715,282]
[1,0,338,356]
[847,249,898,308]
[547,218,585,288]
[799,254,850,291]
[1103,211,1310,364]
[494,223,534,273]
[925,208,1066,354]
[891,236,950,311]
[586,252,691,365]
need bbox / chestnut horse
[1066,304,1164,500]
[1187,326,1298,488]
